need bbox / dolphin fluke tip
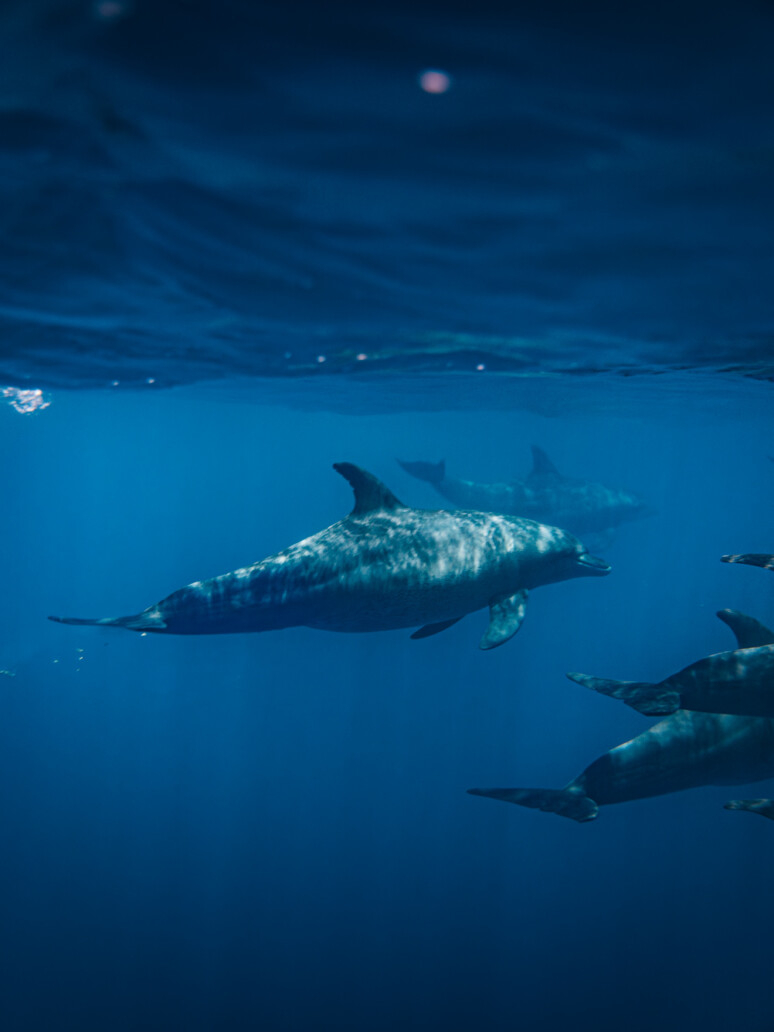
[468,786,598,822]
[724,799,774,820]
[396,458,445,485]
[567,672,679,716]
[48,611,167,632]
[49,615,104,626]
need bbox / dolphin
[722,553,774,572]
[724,799,774,820]
[49,463,610,649]
[566,610,774,718]
[468,612,774,822]
[397,446,649,541]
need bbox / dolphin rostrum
[49,463,610,649]
[397,446,649,541]
[468,612,774,822]
[722,553,774,572]
[568,610,774,717]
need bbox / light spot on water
[2,387,51,414]
[419,69,452,94]
[94,1,130,20]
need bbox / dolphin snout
[576,553,611,575]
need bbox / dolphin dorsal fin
[529,445,561,478]
[716,609,774,648]
[333,463,405,515]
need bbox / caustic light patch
[2,387,51,414]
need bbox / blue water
[3,383,774,1031]
[3,1,774,1030]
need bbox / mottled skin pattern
[469,711,774,823]
[49,463,609,646]
[398,448,648,538]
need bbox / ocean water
[2,2,774,1031]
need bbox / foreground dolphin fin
[479,589,528,650]
[333,463,405,515]
[725,799,774,820]
[717,609,774,648]
[48,611,167,631]
[468,786,598,823]
[721,553,774,571]
[529,445,561,479]
[410,617,462,640]
[567,671,680,716]
[396,458,446,485]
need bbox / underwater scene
[2,2,774,1031]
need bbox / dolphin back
[397,458,446,485]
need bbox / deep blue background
[2,379,774,1031]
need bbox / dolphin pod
[397,446,650,540]
[469,609,774,822]
[469,548,774,822]
[49,463,610,650]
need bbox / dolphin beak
[576,553,611,575]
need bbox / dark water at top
[2,3,774,1032]
[1,0,773,390]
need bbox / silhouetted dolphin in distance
[568,610,774,718]
[49,463,610,649]
[397,446,649,540]
[469,612,774,821]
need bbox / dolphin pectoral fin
[410,617,462,640]
[717,609,774,648]
[479,590,528,651]
[567,672,680,716]
[725,799,774,820]
[721,553,774,572]
[333,463,404,515]
[468,786,598,823]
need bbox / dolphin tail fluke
[48,611,166,632]
[724,799,774,820]
[396,458,445,485]
[468,786,598,823]
[567,671,680,716]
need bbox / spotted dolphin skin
[566,609,774,718]
[397,446,649,540]
[49,463,610,649]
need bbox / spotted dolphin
[567,609,774,718]
[397,446,649,541]
[468,612,774,822]
[49,463,610,649]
